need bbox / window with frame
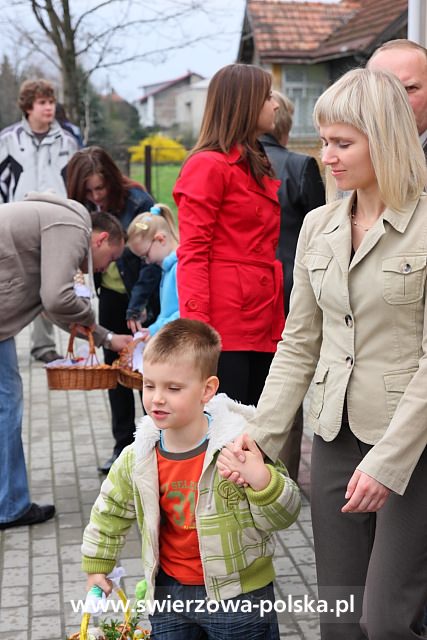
[282,65,328,138]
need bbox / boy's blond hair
[127,203,178,245]
[144,319,221,379]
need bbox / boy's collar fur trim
[134,393,255,462]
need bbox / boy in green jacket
[82,318,301,639]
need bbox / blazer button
[345,356,353,368]
[345,314,353,328]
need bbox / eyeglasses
[141,238,156,259]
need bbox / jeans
[150,569,280,640]
[0,337,31,522]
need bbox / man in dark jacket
[260,91,325,481]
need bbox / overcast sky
[0,0,343,104]
[106,0,341,101]
[102,0,246,101]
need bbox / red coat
[173,147,285,352]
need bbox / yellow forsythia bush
[129,134,187,164]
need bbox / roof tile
[246,0,407,61]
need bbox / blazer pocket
[382,255,427,305]
[302,253,332,301]
[309,361,329,418]
[383,367,418,419]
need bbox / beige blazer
[250,193,427,495]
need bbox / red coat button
[187,299,198,311]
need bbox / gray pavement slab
[0,326,320,639]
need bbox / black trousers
[99,287,136,455]
[217,351,274,406]
[311,423,427,639]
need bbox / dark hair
[144,319,221,379]
[55,102,67,125]
[188,64,274,186]
[18,79,56,115]
[67,146,143,214]
[91,211,127,245]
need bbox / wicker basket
[46,326,118,391]
[114,338,144,391]
[68,586,150,639]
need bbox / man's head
[368,39,427,135]
[142,319,221,432]
[19,79,56,132]
[88,211,126,273]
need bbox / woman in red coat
[173,63,284,405]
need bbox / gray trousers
[311,424,427,639]
[278,404,303,482]
[30,314,56,358]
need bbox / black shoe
[34,350,64,364]
[0,503,55,530]
[97,454,118,475]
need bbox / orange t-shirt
[156,440,208,584]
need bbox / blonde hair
[313,68,427,209]
[127,203,179,246]
[144,318,221,379]
[272,90,295,140]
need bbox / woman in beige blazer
[218,69,427,639]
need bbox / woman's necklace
[351,202,373,232]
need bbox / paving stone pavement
[0,326,321,640]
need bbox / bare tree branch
[0,0,239,126]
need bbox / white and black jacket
[0,116,78,203]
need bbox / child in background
[82,318,301,639]
[127,204,179,340]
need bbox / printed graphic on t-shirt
[156,440,208,584]
[160,480,197,529]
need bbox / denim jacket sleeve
[126,262,162,321]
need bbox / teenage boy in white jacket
[0,78,79,363]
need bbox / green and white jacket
[82,394,301,602]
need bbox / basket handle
[78,587,131,640]
[67,325,98,363]
[121,336,146,358]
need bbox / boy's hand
[86,573,113,596]
[217,433,271,491]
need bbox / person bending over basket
[0,191,132,530]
